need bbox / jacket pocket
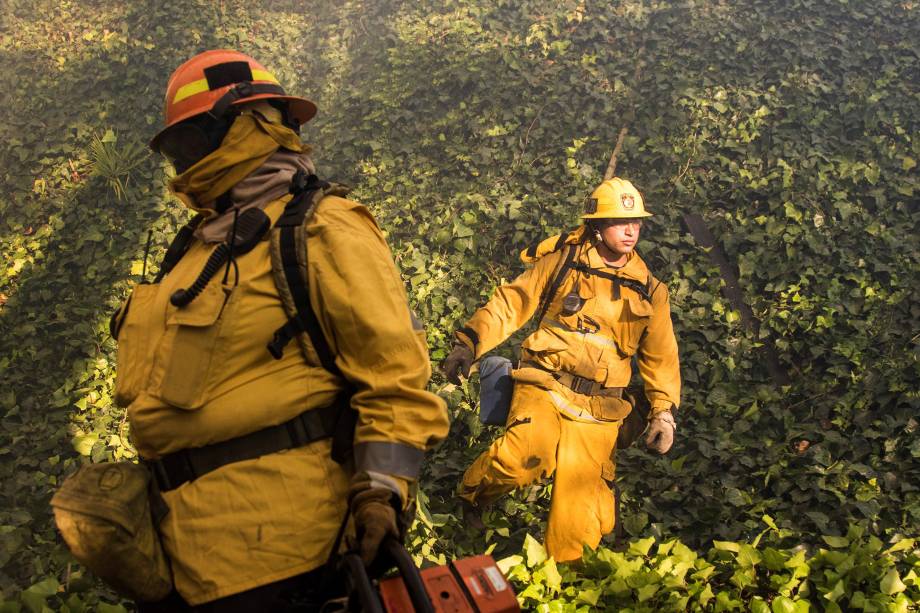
[156,283,231,410]
[522,325,570,370]
[610,296,652,356]
[592,395,633,421]
[114,284,161,408]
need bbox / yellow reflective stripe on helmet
[544,319,618,350]
[172,70,281,104]
[173,78,210,104]
[549,390,602,423]
[251,69,279,84]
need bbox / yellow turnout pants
[460,379,621,562]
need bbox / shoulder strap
[533,242,580,327]
[266,171,350,375]
[267,171,356,466]
[521,227,586,264]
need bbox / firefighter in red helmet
[86,50,447,611]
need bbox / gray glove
[645,409,676,454]
[442,342,474,385]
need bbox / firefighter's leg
[459,383,560,506]
[544,414,619,563]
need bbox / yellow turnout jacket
[114,193,448,604]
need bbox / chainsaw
[323,538,521,612]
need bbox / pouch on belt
[478,356,514,426]
[51,462,172,601]
[615,390,651,449]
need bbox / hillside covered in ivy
[1,0,918,610]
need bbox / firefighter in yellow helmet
[443,177,680,563]
[111,50,448,610]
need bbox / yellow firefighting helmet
[582,178,653,219]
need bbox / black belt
[147,401,341,492]
[520,361,623,397]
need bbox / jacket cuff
[650,401,676,416]
[350,470,411,508]
[354,441,425,480]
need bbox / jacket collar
[584,244,649,283]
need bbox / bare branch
[603,126,629,180]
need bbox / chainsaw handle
[343,553,385,613]
[383,537,435,613]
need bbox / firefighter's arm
[455,252,560,359]
[636,281,681,416]
[307,199,449,503]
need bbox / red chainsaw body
[378,554,519,613]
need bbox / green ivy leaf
[713,540,741,553]
[880,568,906,595]
[821,536,849,549]
[629,536,656,557]
[577,588,600,605]
[737,544,762,568]
[637,583,659,602]
[524,534,547,567]
[71,434,99,456]
[886,538,915,554]
[771,595,796,613]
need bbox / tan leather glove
[349,486,399,567]
[442,342,474,385]
[645,409,676,454]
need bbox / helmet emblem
[586,198,598,214]
[621,194,635,210]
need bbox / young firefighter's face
[597,219,643,255]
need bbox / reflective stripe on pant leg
[459,383,561,506]
[544,415,620,563]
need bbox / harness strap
[266,173,344,377]
[570,262,652,302]
[266,170,358,465]
[147,400,345,492]
[553,231,570,252]
[534,243,579,327]
[520,361,623,398]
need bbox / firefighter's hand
[645,410,676,454]
[442,342,474,385]
[350,487,399,567]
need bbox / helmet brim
[150,93,317,152]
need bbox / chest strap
[146,399,344,492]
[570,263,652,302]
[520,360,623,398]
